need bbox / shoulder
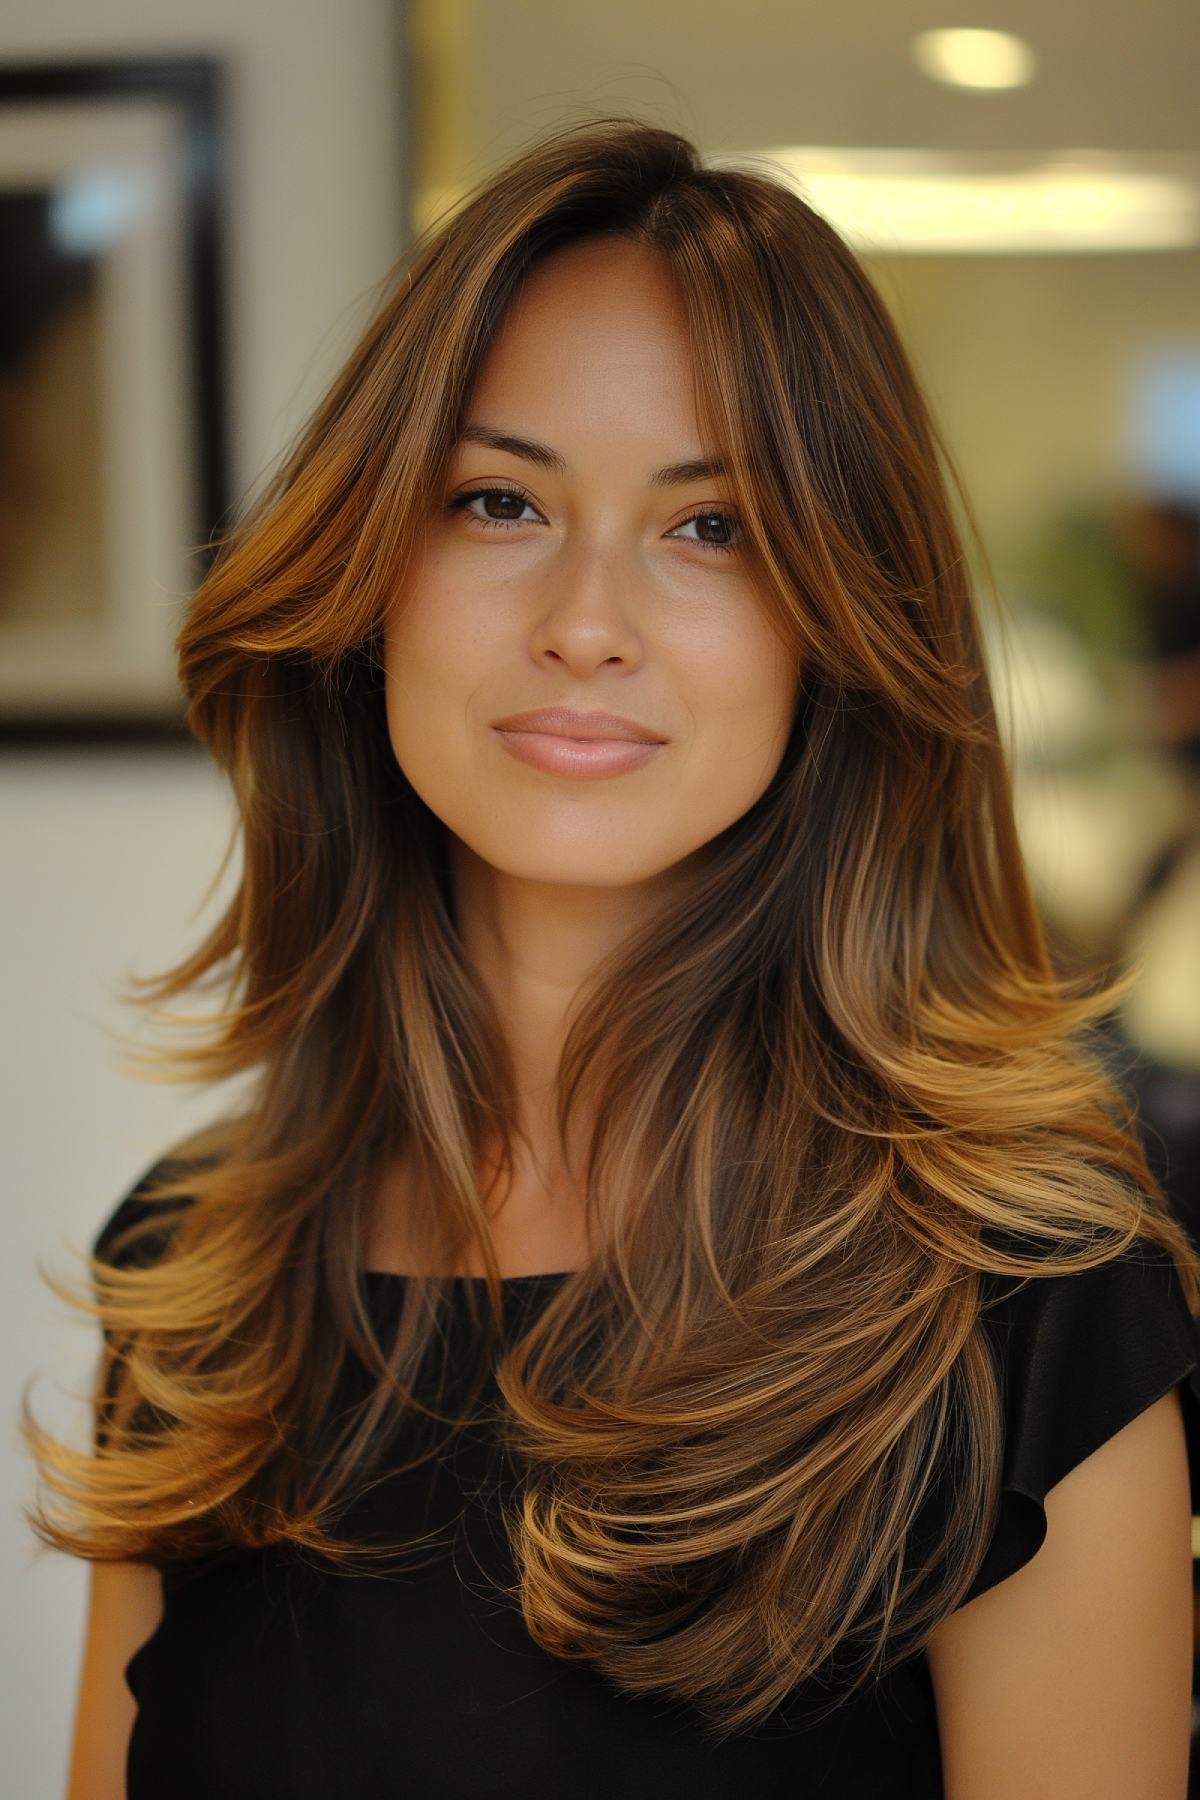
[92,1147,214,1274]
[923,1237,1200,1793]
[90,1146,217,1454]
[927,1379,1192,1796]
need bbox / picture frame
[0,55,231,743]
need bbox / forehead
[461,238,709,453]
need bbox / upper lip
[492,707,666,744]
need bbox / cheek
[383,569,498,761]
[676,625,797,793]
[387,556,483,671]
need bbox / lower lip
[492,729,663,778]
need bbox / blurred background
[2,4,1197,1791]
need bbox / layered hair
[25,116,1200,1739]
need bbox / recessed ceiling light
[910,27,1037,90]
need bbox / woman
[25,117,1200,1798]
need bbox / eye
[446,485,744,555]
[667,508,743,556]
[447,483,543,530]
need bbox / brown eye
[668,509,743,555]
[447,485,541,529]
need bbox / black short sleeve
[960,1236,1200,1607]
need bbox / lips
[493,728,662,779]
[491,707,665,744]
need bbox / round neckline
[361,1266,575,1285]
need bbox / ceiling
[415,0,1200,219]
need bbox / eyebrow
[454,423,728,488]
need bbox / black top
[93,1160,1200,1800]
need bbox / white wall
[0,5,409,1793]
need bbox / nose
[527,531,649,666]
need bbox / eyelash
[446,483,743,556]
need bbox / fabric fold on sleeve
[960,1236,1200,1608]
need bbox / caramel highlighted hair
[23,116,1200,1740]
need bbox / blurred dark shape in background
[1101,495,1200,1260]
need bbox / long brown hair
[24,115,1200,1740]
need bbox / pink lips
[491,707,665,744]
[491,707,666,780]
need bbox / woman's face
[383,235,798,893]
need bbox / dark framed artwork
[0,57,231,743]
